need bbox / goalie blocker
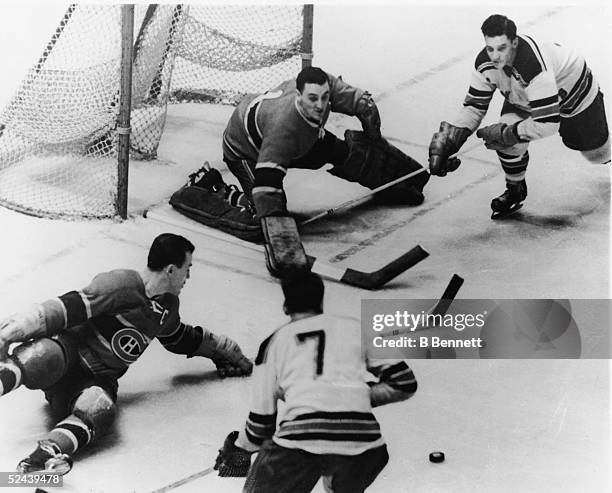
[329,130,430,204]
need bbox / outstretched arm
[158,310,253,378]
[367,359,418,407]
[215,334,280,477]
[328,73,381,139]
[0,269,145,359]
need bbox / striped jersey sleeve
[366,359,418,407]
[235,332,280,453]
[40,269,147,336]
[157,318,204,356]
[453,49,497,131]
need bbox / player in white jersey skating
[214,272,418,492]
[428,14,610,218]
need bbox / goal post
[117,4,134,220]
[0,4,314,220]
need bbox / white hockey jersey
[453,35,599,141]
[236,314,417,456]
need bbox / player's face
[484,35,518,68]
[297,82,330,123]
[168,252,192,295]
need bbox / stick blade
[431,274,464,316]
[340,245,429,290]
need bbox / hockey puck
[429,451,445,463]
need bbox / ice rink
[0,2,610,493]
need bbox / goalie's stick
[300,138,486,227]
[145,208,429,290]
[300,167,429,226]
[378,273,464,338]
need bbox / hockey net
[0,4,306,219]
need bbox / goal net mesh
[0,4,304,218]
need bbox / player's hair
[148,233,195,271]
[481,14,517,40]
[296,66,329,92]
[281,271,324,314]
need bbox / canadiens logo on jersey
[110,327,150,364]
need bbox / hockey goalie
[170,66,429,275]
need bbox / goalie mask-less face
[296,82,330,124]
[484,34,518,69]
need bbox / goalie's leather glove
[214,431,252,477]
[356,92,382,140]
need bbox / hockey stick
[300,167,429,226]
[145,208,429,290]
[378,273,464,338]
[300,137,488,228]
[144,467,215,493]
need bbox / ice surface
[0,3,610,493]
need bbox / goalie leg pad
[170,176,262,243]
[12,338,68,390]
[329,130,429,205]
[261,216,308,277]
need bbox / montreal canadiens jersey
[39,269,203,379]
[453,35,599,141]
[235,314,417,456]
[222,73,365,217]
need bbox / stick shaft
[378,274,464,338]
[145,467,215,493]
[300,167,429,226]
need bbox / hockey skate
[171,162,262,242]
[17,440,73,476]
[491,180,527,220]
[187,162,251,210]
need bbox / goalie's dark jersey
[222,73,365,217]
[39,269,202,380]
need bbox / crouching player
[0,233,252,475]
[428,14,610,218]
[214,272,418,492]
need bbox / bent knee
[12,338,67,390]
[72,386,117,433]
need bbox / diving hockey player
[214,272,418,492]
[171,66,428,275]
[0,233,252,475]
[428,14,610,218]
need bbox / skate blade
[491,203,523,220]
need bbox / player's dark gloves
[476,122,522,150]
[214,431,252,477]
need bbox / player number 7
[296,330,326,376]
